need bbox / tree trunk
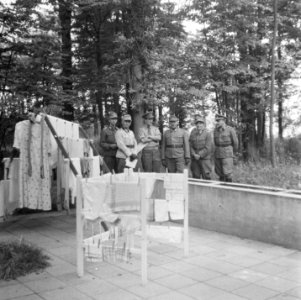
[58,0,73,121]
[270,0,278,167]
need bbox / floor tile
[286,286,301,298]
[92,289,142,300]
[135,265,173,280]
[127,281,170,298]
[267,293,301,300]
[210,292,249,300]
[255,276,301,293]
[202,260,243,274]
[250,262,289,275]
[179,282,225,300]
[154,274,197,289]
[105,272,142,288]
[75,279,116,297]
[161,261,195,273]
[181,267,222,282]
[148,290,195,300]
[230,269,269,283]
[24,277,66,293]
[39,286,93,300]
[205,275,250,291]
[233,283,279,300]
[0,284,33,300]
[9,295,44,300]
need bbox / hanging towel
[112,182,140,212]
[154,199,169,222]
[91,156,101,177]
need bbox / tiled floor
[0,214,301,300]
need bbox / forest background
[0,0,301,188]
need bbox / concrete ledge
[189,180,301,250]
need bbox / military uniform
[100,112,118,173]
[214,114,238,182]
[189,116,213,179]
[115,114,138,173]
[162,115,190,173]
[139,112,161,172]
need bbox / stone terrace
[1,214,301,300]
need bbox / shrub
[0,240,51,280]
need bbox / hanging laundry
[154,199,169,222]
[91,156,101,177]
[112,182,140,212]
[13,119,52,210]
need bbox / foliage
[233,160,301,190]
[0,240,50,280]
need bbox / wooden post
[76,175,84,277]
[140,178,147,285]
[64,159,70,213]
[56,147,62,211]
[183,169,189,257]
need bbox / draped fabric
[13,120,51,210]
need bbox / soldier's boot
[219,176,225,182]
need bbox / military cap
[215,114,226,121]
[108,111,118,119]
[169,115,178,122]
[195,115,205,124]
[122,114,132,121]
[143,111,154,119]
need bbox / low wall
[189,180,301,250]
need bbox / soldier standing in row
[214,114,238,182]
[161,115,190,173]
[115,114,138,173]
[189,115,213,180]
[100,111,118,173]
[138,111,161,172]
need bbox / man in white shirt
[115,114,138,173]
[138,111,161,172]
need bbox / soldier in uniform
[161,115,190,173]
[138,111,161,172]
[100,111,118,173]
[189,115,213,179]
[115,114,138,173]
[214,114,238,182]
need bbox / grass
[0,240,51,281]
[233,161,301,190]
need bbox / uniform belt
[126,145,134,148]
[166,145,183,148]
[216,144,231,147]
[143,146,159,151]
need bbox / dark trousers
[103,156,117,173]
[166,157,185,173]
[214,157,233,182]
[141,148,161,172]
[191,158,212,179]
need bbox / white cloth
[62,158,81,204]
[91,156,101,177]
[13,120,51,210]
[81,180,113,220]
[154,199,169,222]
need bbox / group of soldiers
[100,111,238,182]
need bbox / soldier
[161,115,190,173]
[189,115,213,179]
[100,111,118,173]
[115,114,138,173]
[138,111,161,172]
[214,114,238,182]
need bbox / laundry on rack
[61,158,81,204]
[112,182,141,212]
[154,199,169,222]
[91,156,101,177]
[81,180,114,221]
